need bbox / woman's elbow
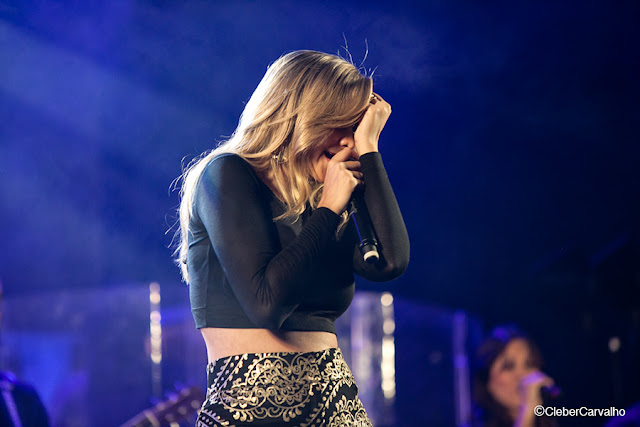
[382,242,410,280]
[244,277,300,329]
[389,256,410,279]
[361,254,410,282]
[245,304,293,330]
[380,256,410,281]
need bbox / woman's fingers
[519,371,555,407]
[370,92,388,105]
[329,146,354,164]
[343,160,361,170]
[329,148,361,173]
[330,149,362,180]
[318,148,364,213]
[521,371,553,392]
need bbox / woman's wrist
[514,402,540,427]
[317,201,344,215]
[356,143,378,155]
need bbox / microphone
[540,385,562,401]
[348,188,379,264]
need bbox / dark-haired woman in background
[471,326,558,427]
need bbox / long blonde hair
[175,50,373,282]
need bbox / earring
[272,152,287,163]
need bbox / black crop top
[186,152,409,333]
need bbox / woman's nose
[339,134,355,148]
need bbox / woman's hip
[197,348,372,426]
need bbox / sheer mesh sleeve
[351,152,410,281]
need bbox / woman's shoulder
[201,152,257,180]
[197,152,263,196]
[205,152,249,170]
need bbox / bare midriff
[200,328,339,363]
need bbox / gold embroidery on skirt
[201,350,370,426]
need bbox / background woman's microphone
[348,188,379,263]
[540,385,562,401]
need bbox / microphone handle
[540,385,562,401]
[348,193,379,264]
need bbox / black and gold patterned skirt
[196,348,372,426]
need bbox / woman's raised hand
[515,371,555,427]
[354,92,391,155]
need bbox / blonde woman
[176,50,409,426]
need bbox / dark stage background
[0,1,638,426]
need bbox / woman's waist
[200,328,338,363]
